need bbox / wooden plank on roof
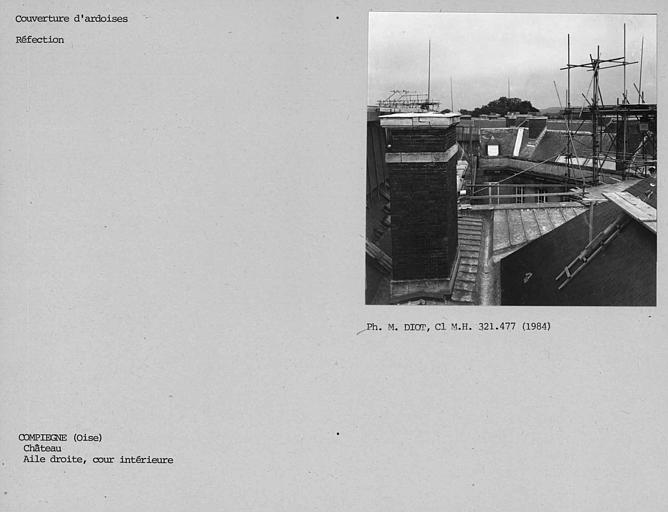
[611,192,656,220]
[603,192,655,220]
[603,191,657,233]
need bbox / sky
[368,13,657,111]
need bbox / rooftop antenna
[637,36,644,103]
[567,33,572,181]
[623,24,627,177]
[567,34,570,108]
[427,39,431,107]
[507,77,510,98]
[623,23,627,103]
[592,45,600,185]
[450,76,454,111]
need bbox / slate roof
[547,119,593,132]
[528,130,622,162]
[365,193,392,304]
[492,206,587,255]
[529,124,655,166]
[459,118,507,129]
[500,176,657,305]
[366,215,489,305]
[457,119,508,143]
[479,127,529,157]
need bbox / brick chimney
[380,112,461,302]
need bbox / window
[514,186,524,204]
[487,144,499,156]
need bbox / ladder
[555,213,629,290]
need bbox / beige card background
[0,0,666,510]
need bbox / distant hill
[540,106,562,115]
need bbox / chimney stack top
[380,112,460,128]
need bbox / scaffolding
[377,90,440,113]
[560,26,655,185]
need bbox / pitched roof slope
[547,119,593,132]
[479,127,529,157]
[500,177,656,305]
[528,130,621,163]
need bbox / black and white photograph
[2,2,667,510]
[366,12,657,305]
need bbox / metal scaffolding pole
[427,40,431,106]
[591,46,600,185]
[567,33,572,181]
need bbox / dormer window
[487,135,499,156]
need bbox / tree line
[456,96,540,116]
